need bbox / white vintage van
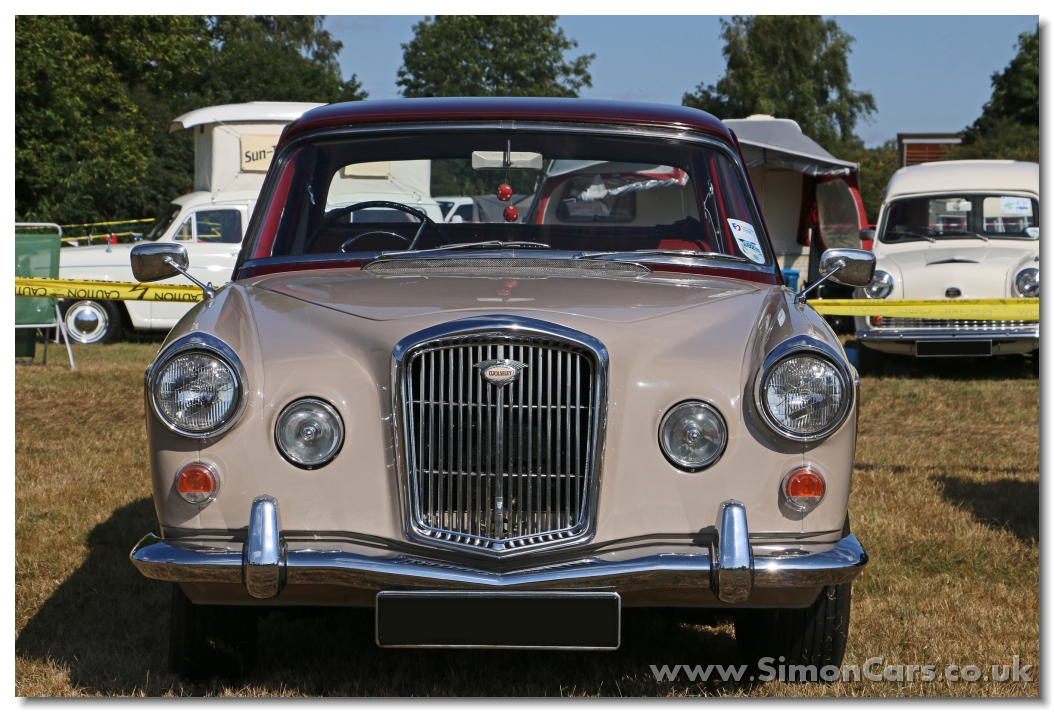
[856,160,1039,360]
[58,103,446,344]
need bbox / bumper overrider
[131,497,868,605]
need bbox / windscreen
[246,131,770,264]
[881,194,1039,243]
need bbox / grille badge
[475,359,528,386]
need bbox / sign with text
[241,134,282,172]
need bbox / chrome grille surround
[393,316,608,558]
[869,317,1035,330]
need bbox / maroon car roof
[279,97,733,148]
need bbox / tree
[16,15,366,224]
[397,16,594,98]
[947,26,1038,163]
[202,16,366,105]
[15,16,203,224]
[683,16,875,152]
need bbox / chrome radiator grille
[398,332,603,554]
[869,317,1035,330]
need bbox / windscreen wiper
[384,240,552,256]
[579,249,748,262]
[937,230,989,242]
[887,229,936,243]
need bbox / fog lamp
[658,401,727,471]
[276,398,344,468]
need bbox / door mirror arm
[163,257,216,299]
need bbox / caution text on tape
[810,298,1038,321]
[15,277,204,303]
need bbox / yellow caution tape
[59,218,154,229]
[15,277,204,303]
[12,279,1040,320]
[811,298,1038,321]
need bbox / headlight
[151,340,243,437]
[276,398,344,468]
[759,351,850,440]
[658,401,727,471]
[1014,268,1039,298]
[863,270,893,299]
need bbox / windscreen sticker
[726,219,765,263]
[946,199,972,212]
[1001,196,1032,214]
[1026,227,1040,238]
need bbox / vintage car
[126,98,873,679]
[856,160,1039,362]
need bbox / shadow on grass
[17,498,753,696]
[934,476,1039,545]
[16,497,173,695]
[845,340,1038,381]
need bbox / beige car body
[144,264,857,607]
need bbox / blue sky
[323,15,1038,148]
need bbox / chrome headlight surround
[1014,267,1039,298]
[146,333,248,438]
[753,337,854,443]
[863,270,893,299]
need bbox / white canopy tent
[725,116,867,283]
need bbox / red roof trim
[279,98,732,150]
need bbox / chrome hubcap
[65,301,109,344]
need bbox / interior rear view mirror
[472,150,543,170]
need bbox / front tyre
[733,583,852,674]
[169,584,258,681]
[62,299,122,344]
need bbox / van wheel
[169,584,259,682]
[62,300,122,344]
[733,583,852,676]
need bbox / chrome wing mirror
[795,248,876,304]
[130,243,216,299]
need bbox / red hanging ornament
[503,205,519,222]
[496,183,514,201]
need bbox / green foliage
[397,16,594,99]
[201,16,366,105]
[947,26,1039,163]
[948,118,1039,163]
[15,15,365,225]
[984,27,1038,128]
[16,17,186,223]
[683,16,875,152]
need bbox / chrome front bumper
[131,497,868,606]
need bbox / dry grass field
[15,340,1039,697]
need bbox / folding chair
[15,224,76,369]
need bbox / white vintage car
[126,98,873,680]
[856,160,1039,361]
